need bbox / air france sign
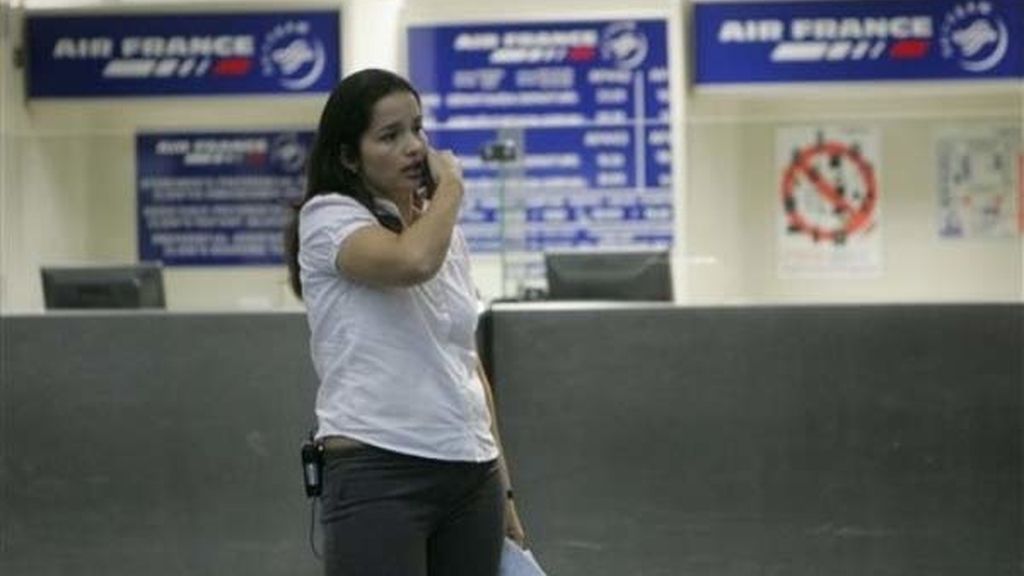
[694,1,1023,85]
[27,11,339,97]
[448,23,648,68]
[408,20,673,253]
[137,130,313,265]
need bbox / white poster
[935,124,1021,239]
[776,125,883,278]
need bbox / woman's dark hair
[285,68,420,298]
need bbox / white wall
[1,0,1021,312]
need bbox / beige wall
[1,0,12,311]
[1,2,332,312]
[687,87,1023,303]
[1,0,1021,312]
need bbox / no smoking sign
[781,132,878,245]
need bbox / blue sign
[695,0,1023,85]
[408,20,673,255]
[28,11,339,97]
[136,131,312,265]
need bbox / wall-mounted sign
[936,124,1021,239]
[777,126,883,278]
[408,19,673,263]
[695,0,1023,86]
[27,11,339,97]
[136,130,312,265]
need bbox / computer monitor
[544,250,673,302]
[41,263,166,310]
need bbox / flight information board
[408,19,673,261]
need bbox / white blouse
[298,193,498,463]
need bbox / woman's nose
[406,132,426,155]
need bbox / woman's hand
[425,148,463,198]
[505,498,527,547]
[336,147,465,287]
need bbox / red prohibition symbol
[781,137,878,245]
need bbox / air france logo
[453,28,598,65]
[271,133,308,173]
[940,2,1009,72]
[260,20,326,91]
[48,19,326,89]
[716,14,935,63]
[52,33,256,79]
[601,21,648,69]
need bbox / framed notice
[935,124,1021,239]
[136,130,312,265]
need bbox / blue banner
[695,0,1023,85]
[408,19,673,256]
[28,11,339,97]
[136,131,312,265]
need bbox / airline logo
[717,15,934,63]
[453,28,599,65]
[51,22,323,87]
[601,21,650,69]
[260,21,329,90]
[940,2,1011,72]
[54,34,257,79]
[717,3,1010,70]
[695,0,1021,84]
[270,132,309,173]
[450,21,649,68]
[27,12,339,97]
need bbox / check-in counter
[2,304,1021,575]
[1,311,320,576]
[488,302,1022,576]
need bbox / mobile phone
[300,437,323,498]
[419,159,437,200]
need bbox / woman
[285,68,526,575]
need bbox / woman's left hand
[505,498,527,547]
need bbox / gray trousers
[320,443,505,576]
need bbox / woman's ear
[339,146,359,174]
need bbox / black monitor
[544,250,673,302]
[41,264,166,310]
